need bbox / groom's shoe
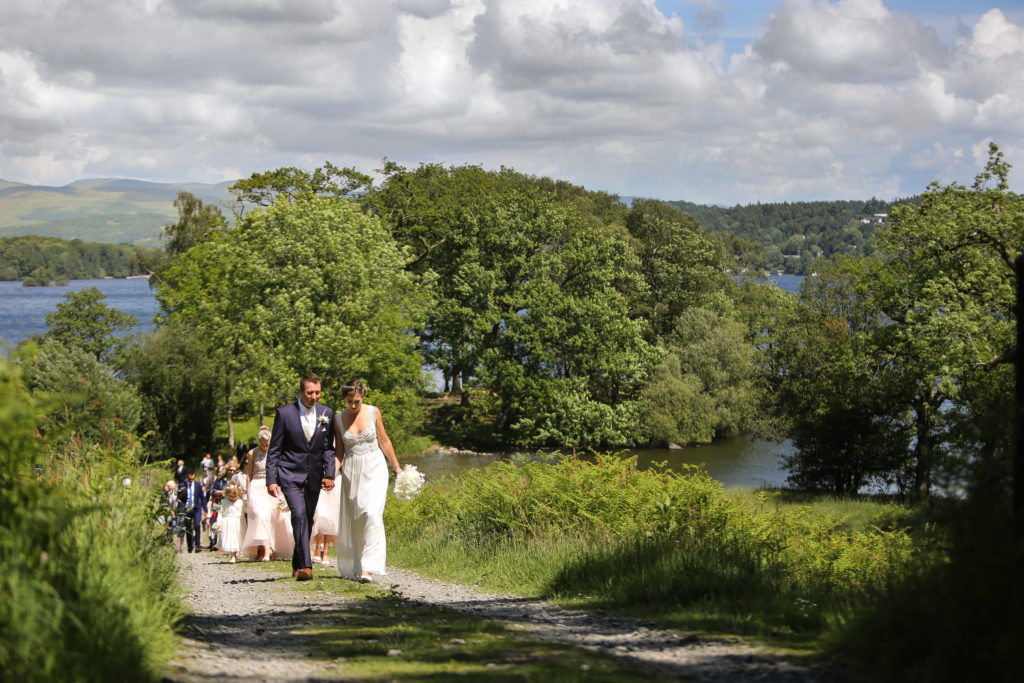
[294,568,313,581]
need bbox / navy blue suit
[177,479,205,552]
[267,400,336,571]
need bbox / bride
[333,378,403,582]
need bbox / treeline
[0,235,165,282]
[672,196,919,274]
[144,163,761,455]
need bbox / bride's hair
[341,378,366,398]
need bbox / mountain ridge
[0,177,235,247]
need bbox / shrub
[0,356,182,681]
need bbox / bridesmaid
[241,426,293,561]
[333,379,402,582]
[310,452,342,564]
[218,483,246,563]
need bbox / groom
[267,372,336,580]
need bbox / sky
[1,0,1023,205]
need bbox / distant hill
[668,196,920,275]
[0,178,234,247]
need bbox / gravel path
[165,550,819,681]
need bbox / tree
[643,301,759,445]
[161,191,228,258]
[19,340,143,455]
[625,199,725,339]
[156,193,430,451]
[229,162,373,213]
[365,163,656,449]
[38,287,137,362]
[766,144,1021,496]
[880,144,1019,469]
[117,320,222,461]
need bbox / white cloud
[0,0,1021,203]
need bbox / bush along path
[165,550,818,682]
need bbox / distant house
[861,213,888,225]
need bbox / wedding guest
[206,467,229,550]
[173,459,188,486]
[163,479,178,508]
[311,453,342,564]
[162,480,179,548]
[241,426,291,561]
[201,452,214,473]
[228,457,247,492]
[218,483,246,563]
[333,379,402,583]
[178,470,205,553]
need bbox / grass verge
[382,454,931,660]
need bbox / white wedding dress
[336,405,389,579]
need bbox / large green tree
[878,143,1019,488]
[156,193,430,451]
[365,163,655,449]
[766,257,914,492]
[767,144,1020,495]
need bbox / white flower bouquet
[393,465,425,500]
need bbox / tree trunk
[226,374,235,449]
[912,399,936,501]
[449,371,462,398]
[460,370,471,407]
[257,376,266,426]
[1015,255,1024,544]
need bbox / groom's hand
[322,478,334,491]
[268,483,282,498]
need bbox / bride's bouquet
[276,497,289,512]
[393,465,425,500]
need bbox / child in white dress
[219,484,246,563]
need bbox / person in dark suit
[267,373,336,580]
[173,459,188,486]
[177,470,205,553]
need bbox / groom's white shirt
[299,400,316,441]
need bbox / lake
[0,277,160,346]
[408,436,794,490]
[0,276,800,489]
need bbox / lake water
[765,274,803,293]
[0,278,160,346]
[409,436,794,490]
[0,276,798,489]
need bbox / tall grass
[0,358,183,681]
[386,453,918,641]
